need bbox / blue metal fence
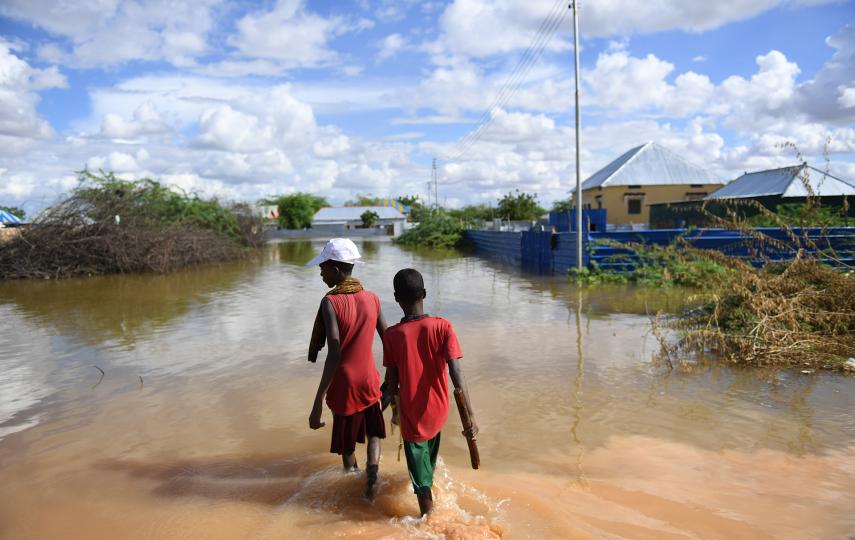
[464,227,855,274]
[548,210,607,232]
[463,231,522,265]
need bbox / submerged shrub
[395,209,465,249]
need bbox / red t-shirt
[382,316,462,442]
[324,290,382,416]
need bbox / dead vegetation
[648,153,855,371]
[0,171,264,280]
[662,253,854,371]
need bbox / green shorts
[403,433,441,494]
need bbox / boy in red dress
[381,268,478,516]
[306,238,387,497]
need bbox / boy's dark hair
[393,268,425,302]
[322,259,354,275]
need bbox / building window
[628,185,641,189]
[690,184,704,188]
[627,199,642,215]
[685,191,707,200]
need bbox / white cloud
[197,105,276,153]
[88,151,139,172]
[377,33,406,62]
[839,87,855,109]
[436,0,571,59]
[796,22,855,124]
[101,102,172,138]
[405,61,487,115]
[584,51,675,111]
[0,43,66,154]
[1,0,220,68]
[434,0,839,58]
[227,0,344,69]
[313,134,352,158]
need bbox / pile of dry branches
[665,251,854,370]
[0,172,264,279]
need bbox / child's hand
[309,404,325,430]
[463,421,479,439]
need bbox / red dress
[324,290,383,416]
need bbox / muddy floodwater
[1,240,853,539]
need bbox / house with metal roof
[577,142,725,227]
[312,206,407,236]
[704,164,855,200]
[648,163,855,228]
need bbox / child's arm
[376,309,387,338]
[309,298,341,430]
[448,358,478,438]
[381,367,399,409]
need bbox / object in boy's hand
[454,388,480,469]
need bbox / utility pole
[572,1,583,272]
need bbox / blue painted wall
[464,227,855,274]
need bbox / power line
[439,0,569,163]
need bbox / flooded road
[1,240,853,539]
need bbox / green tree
[395,209,464,249]
[345,194,379,206]
[397,195,429,221]
[448,204,494,225]
[261,193,328,230]
[360,210,379,228]
[0,205,26,220]
[497,190,546,221]
[551,198,574,213]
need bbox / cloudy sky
[1,0,854,213]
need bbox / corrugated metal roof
[705,164,855,199]
[313,206,406,222]
[581,142,724,189]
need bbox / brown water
[1,240,853,539]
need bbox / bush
[670,257,855,370]
[261,193,328,230]
[361,210,379,228]
[395,209,465,249]
[497,189,546,221]
[448,204,495,226]
[578,241,734,288]
[0,170,264,279]
[746,202,852,227]
[398,195,429,222]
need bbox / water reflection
[276,240,318,267]
[0,260,254,348]
[571,288,586,485]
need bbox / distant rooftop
[313,206,406,222]
[705,164,855,199]
[581,142,724,189]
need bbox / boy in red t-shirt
[306,238,387,498]
[381,268,478,516]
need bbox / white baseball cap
[306,238,364,266]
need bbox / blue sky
[0,0,853,213]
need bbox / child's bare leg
[342,452,357,471]
[416,488,433,516]
[365,436,380,498]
